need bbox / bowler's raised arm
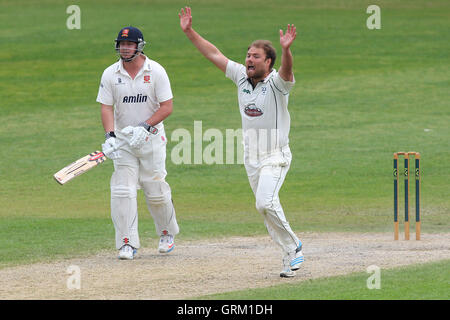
[179,7,228,73]
[278,24,297,82]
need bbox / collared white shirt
[225,60,295,153]
[96,56,173,133]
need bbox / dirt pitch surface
[1,232,449,299]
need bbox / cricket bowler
[179,7,303,277]
[97,26,179,260]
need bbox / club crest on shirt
[261,86,267,95]
[115,77,125,85]
[244,103,263,117]
[144,75,150,83]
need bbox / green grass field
[0,0,449,299]
[199,259,450,300]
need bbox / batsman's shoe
[118,244,137,260]
[158,232,175,253]
[280,254,295,278]
[290,244,304,271]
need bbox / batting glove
[121,122,158,149]
[102,132,121,160]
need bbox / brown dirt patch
[0,232,449,299]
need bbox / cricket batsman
[179,7,303,277]
[96,26,179,259]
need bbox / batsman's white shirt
[225,60,295,154]
[96,56,178,250]
[96,56,173,134]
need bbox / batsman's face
[119,41,137,59]
[245,47,271,80]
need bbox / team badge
[144,75,150,83]
[244,104,263,117]
[115,77,125,85]
[121,29,129,37]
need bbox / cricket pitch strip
[0,232,449,299]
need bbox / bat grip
[100,140,127,158]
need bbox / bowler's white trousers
[245,145,300,254]
[111,128,179,249]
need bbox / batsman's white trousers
[111,128,179,249]
[245,145,300,254]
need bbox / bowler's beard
[247,67,266,81]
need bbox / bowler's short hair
[248,40,276,70]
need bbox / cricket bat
[53,150,107,185]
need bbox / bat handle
[99,140,127,158]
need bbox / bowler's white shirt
[96,56,173,133]
[225,60,295,153]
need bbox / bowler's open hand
[179,7,192,32]
[279,24,297,49]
